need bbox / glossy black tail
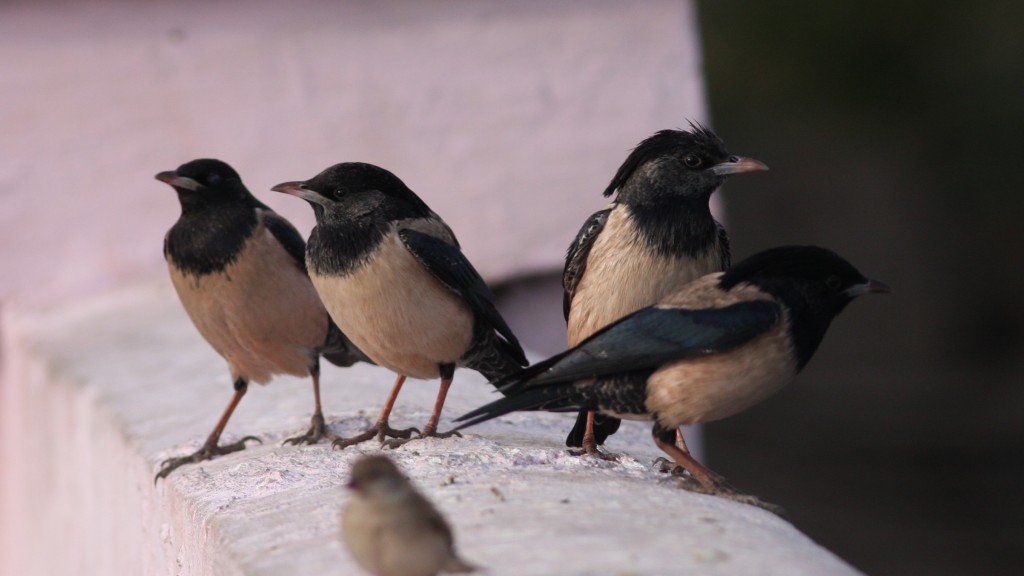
[454,382,587,431]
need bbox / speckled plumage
[562,124,759,448]
[458,246,888,499]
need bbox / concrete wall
[0,284,861,575]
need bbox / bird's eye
[825,275,842,291]
[334,189,345,199]
[683,154,702,168]
[207,173,222,185]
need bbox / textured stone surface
[0,284,861,576]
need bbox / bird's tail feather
[454,382,583,431]
[488,345,575,391]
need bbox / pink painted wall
[0,0,708,306]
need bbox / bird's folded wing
[715,220,732,271]
[503,300,783,391]
[398,228,527,364]
[260,208,308,272]
[562,208,611,319]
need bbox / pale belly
[310,234,473,380]
[644,322,797,427]
[169,229,327,384]
[568,209,721,346]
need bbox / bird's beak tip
[846,279,892,298]
[155,172,201,191]
[154,171,177,184]
[865,279,892,294]
[270,181,304,196]
[710,157,769,176]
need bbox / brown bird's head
[347,455,411,498]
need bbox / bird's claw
[283,413,339,446]
[653,456,674,472]
[657,461,734,489]
[332,423,419,450]
[570,446,620,461]
[653,459,786,516]
[379,425,419,441]
[381,428,461,450]
[154,435,261,482]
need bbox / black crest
[602,122,730,197]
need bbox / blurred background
[2,1,1022,574]
[697,2,1024,574]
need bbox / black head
[604,122,767,206]
[155,159,252,212]
[271,162,431,223]
[720,246,890,368]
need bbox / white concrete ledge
[1,285,861,575]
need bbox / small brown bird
[342,456,475,576]
[154,159,367,481]
[273,163,527,449]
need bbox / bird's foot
[381,427,462,449]
[568,433,619,461]
[332,422,419,450]
[155,436,261,482]
[283,412,339,446]
[570,445,620,461]
[655,459,785,516]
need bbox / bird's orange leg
[575,411,619,461]
[653,426,784,515]
[285,361,340,445]
[384,378,463,448]
[155,378,261,482]
[333,375,419,450]
[653,430,729,491]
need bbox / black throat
[306,191,429,276]
[306,217,392,276]
[624,198,720,260]
[165,200,260,276]
[727,276,838,370]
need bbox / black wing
[562,208,613,443]
[716,220,731,271]
[261,209,308,273]
[488,300,782,393]
[399,228,527,366]
[562,208,611,319]
[456,300,782,428]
